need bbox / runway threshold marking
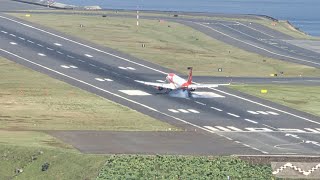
[119,90,151,96]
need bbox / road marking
[192,91,225,98]
[187,109,200,113]
[168,109,179,113]
[156,80,165,82]
[10,42,17,45]
[227,113,240,118]
[54,43,62,46]
[304,128,320,133]
[118,66,127,70]
[236,21,275,38]
[56,51,63,54]
[279,128,307,133]
[127,67,136,70]
[37,53,46,56]
[84,54,93,57]
[196,22,320,66]
[89,63,97,67]
[257,111,269,115]
[18,37,25,40]
[1,30,7,34]
[77,59,85,62]
[95,78,113,82]
[245,127,273,132]
[215,126,232,132]
[46,47,54,51]
[67,55,75,58]
[247,110,259,115]
[60,65,77,69]
[178,109,189,113]
[210,107,222,111]
[27,40,34,44]
[9,33,16,37]
[37,44,43,47]
[204,126,219,131]
[60,65,70,69]
[0,47,268,154]
[119,90,151,96]
[244,119,258,124]
[118,66,136,70]
[227,126,242,131]
[266,111,279,115]
[195,101,206,106]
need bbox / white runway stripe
[266,111,279,115]
[227,126,242,131]
[178,109,189,113]
[227,113,240,118]
[187,109,200,113]
[244,119,258,124]
[215,126,232,132]
[210,107,222,111]
[168,109,179,113]
[204,126,219,131]
[247,110,259,115]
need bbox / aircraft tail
[187,67,193,84]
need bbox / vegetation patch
[0,144,106,180]
[231,84,320,117]
[10,13,320,77]
[96,155,272,179]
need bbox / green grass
[230,84,320,117]
[96,155,272,179]
[0,143,272,180]
[0,57,176,131]
[10,13,320,77]
[23,9,319,39]
[0,144,106,180]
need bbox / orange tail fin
[187,67,193,84]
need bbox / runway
[1,1,320,155]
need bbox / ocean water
[57,0,320,36]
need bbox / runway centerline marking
[46,47,54,51]
[27,40,34,44]
[9,42,17,45]
[244,119,258,124]
[195,101,206,105]
[227,113,240,118]
[84,54,93,58]
[37,53,46,56]
[37,44,43,47]
[1,30,7,34]
[18,37,25,40]
[54,43,62,46]
[9,33,16,37]
[210,107,223,111]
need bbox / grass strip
[230,84,320,117]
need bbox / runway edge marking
[0,48,268,155]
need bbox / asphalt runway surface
[1,0,320,155]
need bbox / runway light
[261,89,268,94]
[25,14,31,17]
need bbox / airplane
[135,67,230,97]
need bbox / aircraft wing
[188,83,230,89]
[135,80,176,89]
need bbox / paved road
[1,1,320,155]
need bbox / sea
[56,0,320,36]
